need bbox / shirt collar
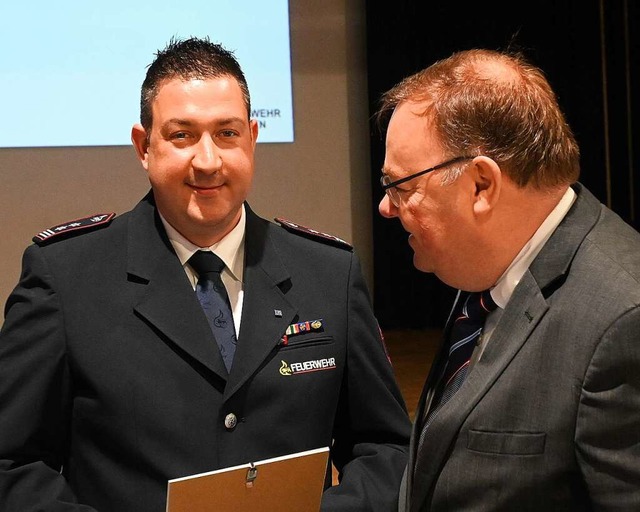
[159,205,246,283]
[490,186,576,308]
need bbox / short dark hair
[140,36,251,132]
[377,49,580,189]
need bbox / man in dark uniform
[0,37,410,511]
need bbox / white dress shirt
[476,186,577,361]
[159,206,246,336]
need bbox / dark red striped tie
[422,289,498,430]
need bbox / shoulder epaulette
[33,212,116,246]
[275,217,353,250]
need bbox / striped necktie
[189,251,237,372]
[422,289,497,430]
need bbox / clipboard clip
[245,462,258,488]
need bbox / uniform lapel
[410,183,601,511]
[127,193,228,380]
[223,205,297,401]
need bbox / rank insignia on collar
[274,217,352,250]
[33,212,116,246]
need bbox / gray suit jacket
[403,183,640,511]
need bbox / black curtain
[366,0,639,329]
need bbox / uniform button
[224,413,237,430]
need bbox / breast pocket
[467,429,546,455]
[279,333,334,350]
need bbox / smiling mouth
[188,183,225,196]
[189,182,223,190]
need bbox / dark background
[365,0,639,329]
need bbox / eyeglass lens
[380,175,400,207]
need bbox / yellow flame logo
[279,360,292,376]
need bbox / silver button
[224,413,237,430]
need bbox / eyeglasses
[380,155,473,207]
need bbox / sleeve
[321,251,412,511]
[576,305,640,510]
[0,245,97,511]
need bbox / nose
[192,135,222,174]
[378,194,398,218]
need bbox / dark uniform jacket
[0,192,411,512]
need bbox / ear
[131,124,150,170]
[469,156,501,216]
[249,119,259,149]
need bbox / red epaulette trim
[32,213,116,246]
[275,217,352,250]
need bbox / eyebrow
[218,116,247,125]
[163,116,246,127]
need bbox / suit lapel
[415,290,464,421]
[405,290,462,507]
[411,273,548,510]
[127,193,229,380]
[410,183,602,511]
[223,206,297,400]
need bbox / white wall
[0,0,372,317]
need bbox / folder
[166,446,330,512]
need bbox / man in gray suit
[377,48,640,511]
